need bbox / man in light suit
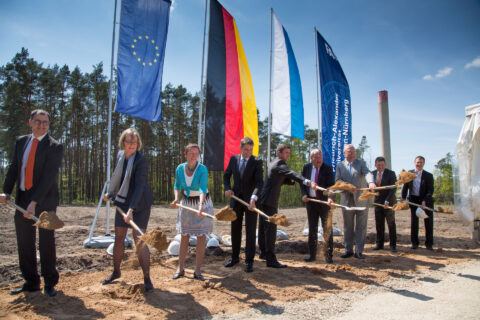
[401,156,435,250]
[335,144,375,259]
[371,156,398,252]
[258,144,317,268]
[223,137,263,273]
[301,149,335,263]
[1,109,63,297]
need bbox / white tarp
[455,103,480,231]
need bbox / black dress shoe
[267,261,287,268]
[10,284,40,295]
[44,286,57,297]
[144,277,154,292]
[325,256,333,264]
[193,272,205,281]
[340,251,354,258]
[411,244,418,249]
[372,245,383,250]
[172,270,184,280]
[102,271,121,285]
[244,262,253,273]
[390,246,397,252]
[426,245,433,251]
[304,255,316,262]
[224,258,239,268]
[354,252,365,259]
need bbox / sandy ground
[0,203,478,319]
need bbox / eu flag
[116,0,171,122]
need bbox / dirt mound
[214,206,237,221]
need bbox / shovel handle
[230,195,270,219]
[398,199,435,212]
[307,198,334,207]
[175,203,215,219]
[114,206,144,235]
[372,202,394,210]
[7,200,39,222]
[358,185,398,191]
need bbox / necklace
[186,162,197,172]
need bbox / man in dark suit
[371,156,398,252]
[223,137,263,273]
[258,144,316,268]
[301,149,335,263]
[1,109,63,297]
[401,156,435,250]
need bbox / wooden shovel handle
[114,206,144,235]
[372,202,394,210]
[358,185,398,191]
[175,203,215,219]
[230,195,270,219]
[398,199,435,212]
[307,198,336,207]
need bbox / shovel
[358,185,398,191]
[372,203,395,210]
[174,203,237,221]
[7,200,64,230]
[229,194,291,227]
[114,205,168,252]
[307,198,365,211]
[315,185,343,195]
[396,199,454,214]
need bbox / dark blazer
[401,169,434,207]
[300,163,335,201]
[372,168,397,204]
[108,151,153,212]
[259,157,306,209]
[3,134,63,210]
[223,154,263,206]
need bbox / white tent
[455,103,480,242]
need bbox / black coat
[3,134,63,210]
[223,154,263,206]
[259,157,306,209]
[372,168,397,204]
[401,169,434,207]
[300,162,335,201]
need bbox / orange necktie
[376,171,382,186]
[25,138,39,190]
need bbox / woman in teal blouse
[170,143,213,281]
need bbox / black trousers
[15,190,59,287]
[409,195,434,247]
[230,200,258,263]
[306,201,333,258]
[257,204,278,264]
[374,205,397,247]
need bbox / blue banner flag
[116,0,171,121]
[316,30,351,171]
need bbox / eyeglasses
[33,120,50,126]
[124,140,138,145]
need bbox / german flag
[204,0,259,171]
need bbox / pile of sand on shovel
[140,228,169,252]
[34,211,64,230]
[437,206,454,214]
[396,170,417,186]
[269,214,291,227]
[328,181,356,191]
[392,202,409,211]
[214,206,237,221]
[358,190,379,200]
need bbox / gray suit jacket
[335,158,374,207]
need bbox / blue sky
[1,0,479,173]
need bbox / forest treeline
[0,49,453,205]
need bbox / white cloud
[465,56,480,69]
[422,66,453,80]
[435,66,453,78]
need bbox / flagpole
[314,27,321,148]
[198,0,208,158]
[267,8,273,164]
